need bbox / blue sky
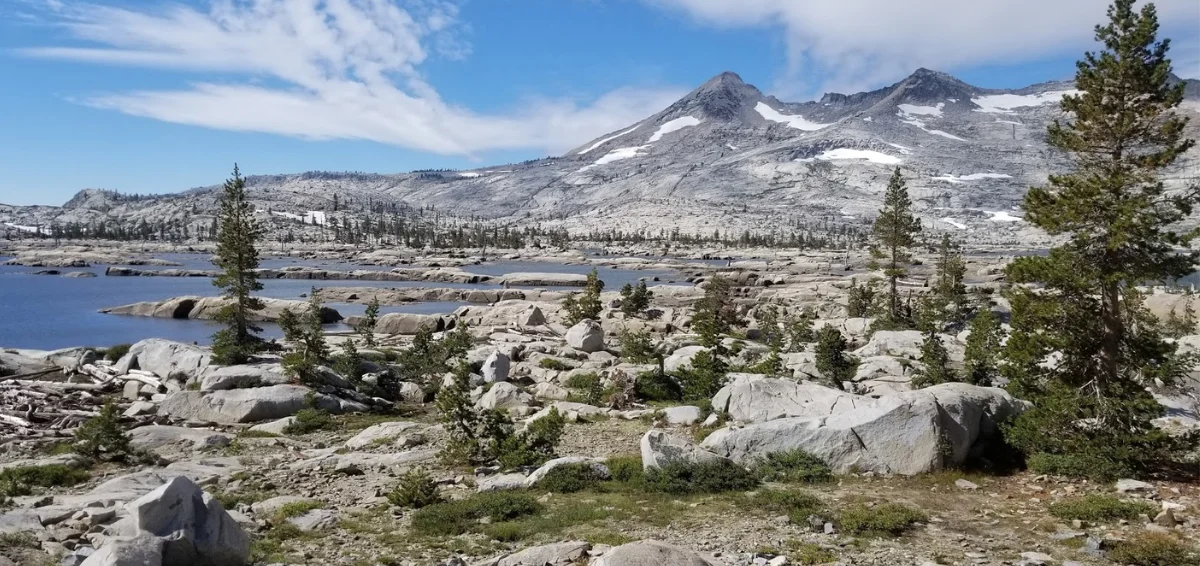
[1,0,1198,206]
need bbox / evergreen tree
[963,309,1004,386]
[1003,0,1198,479]
[846,277,878,318]
[911,332,956,388]
[692,275,741,348]
[562,268,605,325]
[357,296,381,348]
[211,164,265,364]
[619,281,654,317]
[870,168,921,326]
[814,325,855,390]
[933,234,969,324]
[280,289,329,382]
[334,337,364,383]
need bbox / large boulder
[482,351,511,384]
[80,535,164,566]
[565,320,605,353]
[198,364,289,392]
[852,330,925,359]
[592,540,716,566]
[114,339,211,382]
[343,422,422,450]
[700,383,1027,475]
[497,541,589,566]
[476,382,533,411]
[0,350,55,377]
[370,313,445,335]
[128,426,233,452]
[640,430,728,470]
[711,378,864,423]
[110,476,248,566]
[159,385,364,424]
[663,345,707,374]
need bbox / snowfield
[3,222,49,235]
[931,173,1013,183]
[799,148,901,165]
[755,102,831,131]
[886,143,913,155]
[940,218,968,229]
[578,125,641,155]
[578,145,651,172]
[897,103,944,117]
[458,172,482,178]
[648,116,701,142]
[985,210,1024,222]
[971,90,1080,114]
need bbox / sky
[1,0,1198,206]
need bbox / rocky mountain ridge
[4,69,1199,245]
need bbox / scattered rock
[565,320,605,353]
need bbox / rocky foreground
[0,249,1197,566]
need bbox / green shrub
[387,469,442,509]
[837,503,926,537]
[605,455,645,483]
[618,328,657,363]
[788,541,838,565]
[273,500,323,522]
[674,350,727,402]
[1047,495,1157,523]
[1107,532,1199,566]
[619,281,653,317]
[103,343,132,362]
[0,464,90,497]
[410,491,541,536]
[643,460,758,495]
[634,370,681,402]
[496,408,566,469]
[539,358,571,371]
[753,489,825,525]
[1026,452,1130,482]
[438,367,566,469]
[283,408,336,435]
[534,463,605,493]
[753,450,833,484]
[73,398,132,461]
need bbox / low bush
[642,460,758,495]
[836,503,927,537]
[273,500,323,522]
[1047,495,1157,523]
[283,408,337,435]
[103,343,132,362]
[753,489,825,525]
[1107,532,1199,566]
[753,449,833,484]
[539,358,571,371]
[1026,452,1130,481]
[410,491,541,536]
[387,469,442,509]
[534,463,607,493]
[788,541,838,565]
[0,464,90,497]
[634,370,682,402]
[73,398,132,462]
[605,455,645,483]
[618,329,657,363]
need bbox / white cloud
[22,0,684,155]
[648,0,1200,96]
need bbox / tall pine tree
[870,168,921,326]
[211,164,265,364]
[1003,0,1197,479]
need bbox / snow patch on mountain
[985,210,1024,222]
[3,222,49,235]
[458,172,482,178]
[799,148,902,165]
[578,125,641,155]
[648,116,701,142]
[931,173,1013,183]
[972,91,1080,114]
[886,143,913,155]
[270,210,328,226]
[755,102,831,131]
[579,145,651,172]
[940,218,967,229]
[897,103,944,117]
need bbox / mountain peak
[700,71,747,89]
[891,67,977,103]
[667,71,764,121]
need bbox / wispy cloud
[21,0,684,155]
[648,0,1200,96]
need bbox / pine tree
[357,296,380,348]
[934,234,968,324]
[870,168,921,326]
[211,164,265,364]
[1003,0,1198,479]
[562,268,605,325]
[280,289,329,382]
[963,309,1004,386]
[911,332,956,389]
[814,325,855,390]
[692,275,740,348]
[619,281,653,317]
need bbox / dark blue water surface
[0,255,683,350]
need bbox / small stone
[1019,551,1054,565]
[333,461,363,476]
[1153,509,1178,527]
[955,479,980,490]
[824,522,835,535]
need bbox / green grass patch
[753,449,833,484]
[749,489,825,525]
[786,541,838,565]
[273,500,324,522]
[1047,495,1157,523]
[836,503,927,537]
[533,463,606,493]
[411,491,541,537]
[283,408,337,435]
[642,460,759,495]
[237,429,281,439]
[0,464,90,497]
[605,455,644,483]
[1107,532,1199,566]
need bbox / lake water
[0,255,682,350]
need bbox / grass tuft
[1047,495,1157,523]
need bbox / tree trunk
[1099,280,1123,387]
